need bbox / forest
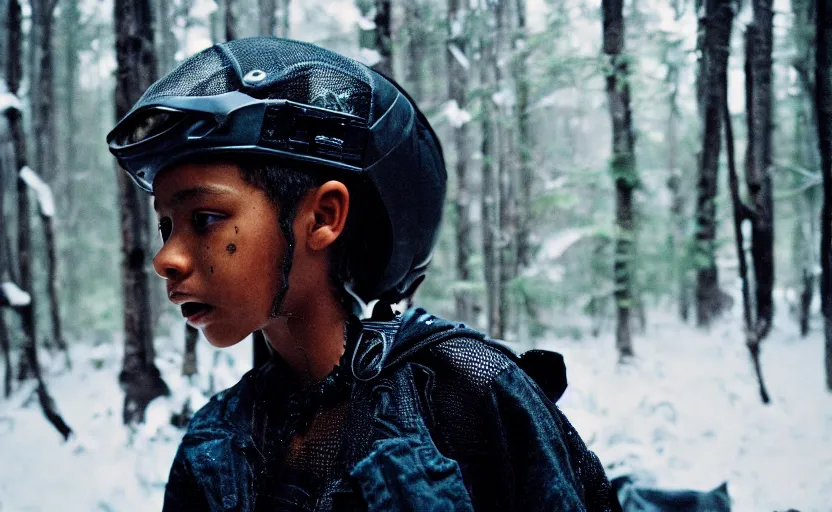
[0,0,831,510]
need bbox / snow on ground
[0,310,830,511]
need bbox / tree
[114,0,170,424]
[278,0,291,38]
[5,0,71,439]
[446,0,474,325]
[792,0,820,337]
[478,3,499,337]
[744,0,775,339]
[226,0,237,41]
[725,101,771,404]
[602,0,638,358]
[815,0,832,391]
[693,0,736,327]
[258,0,277,36]
[663,0,692,322]
[357,0,393,77]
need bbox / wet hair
[238,159,381,316]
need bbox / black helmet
[107,37,446,304]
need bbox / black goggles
[107,91,371,192]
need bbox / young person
[107,37,620,512]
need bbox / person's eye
[192,211,225,231]
[158,218,172,243]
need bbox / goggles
[107,91,371,192]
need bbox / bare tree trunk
[491,0,515,340]
[278,0,290,38]
[258,0,277,36]
[744,0,775,339]
[665,2,690,322]
[6,0,72,439]
[33,0,56,184]
[478,6,499,337]
[114,0,170,424]
[694,0,735,327]
[0,139,12,397]
[725,101,771,403]
[183,324,198,377]
[602,0,637,358]
[357,0,393,77]
[793,0,819,337]
[446,0,473,325]
[403,0,425,101]
[156,0,177,73]
[225,0,237,41]
[816,0,832,391]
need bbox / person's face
[152,161,283,347]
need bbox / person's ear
[306,180,349,252]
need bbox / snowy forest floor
[0,308,830,512]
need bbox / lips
[180,302,215,325]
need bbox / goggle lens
[112,108,186,147]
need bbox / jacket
[161,309,621,511]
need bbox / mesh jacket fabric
[162,319,620,512]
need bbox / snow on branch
[448,44,470,70]
[19,166,55,217]
[0,80,22,113]
[441,100,472,128]
[356,48,382,67]
[1,282,31,307]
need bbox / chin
[201,328,248,349]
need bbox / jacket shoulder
[184,368,257,441]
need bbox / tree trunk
[602,0,637,358]
[33,0,57,184]
[0,138,12,397]
[358,0,393,77]
[6,0,72,439]
[744,0,775,339]
[225,0,237,42]
[815,0,832,391]
[278,0,290,38]
[183,324,198,377]
[694,0,735,327]
[403,0,425,101]
[725,101,771,404]
[156,0,177,73]
[479,6,499,337]
[665,3,690,322]
[114,0,170,424]
[258,0,277,36]
[446,0,473,325]
[792,0,819,337]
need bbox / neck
[261,292,347,384]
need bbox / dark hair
[238,159,388,315]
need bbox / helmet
[107,37,446,304]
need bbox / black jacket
[162,309,620,511]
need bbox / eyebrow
[154,185,234,211]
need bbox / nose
[152,235,193,281]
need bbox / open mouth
[181,302,215,324]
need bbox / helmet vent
[243,69,266,84]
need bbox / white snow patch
[0,90,22,113]
[441,100,472,128]
[448,43,470,70]
[356,48,382,67]
[0,309,830,511]
[19,166,56,217]
[1,281,31,306]
[538,228,587,261]
[357,14,376,31]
